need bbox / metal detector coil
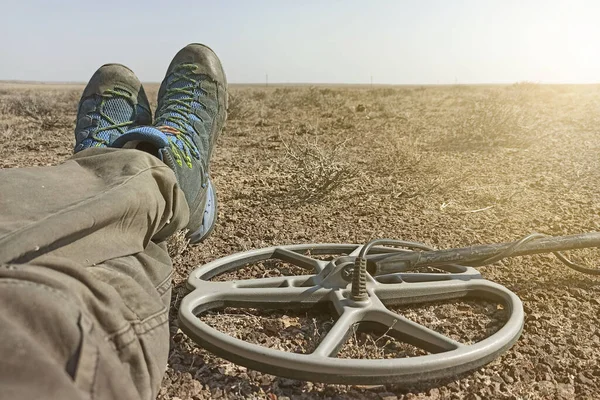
[179,233,600,384]
[179,243,525,384]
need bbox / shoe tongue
[158,73,206,134]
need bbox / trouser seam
[104,307,170,351]
[106,318,170,351]
[89,254,173,293]
[155,270,173,295]
[91,263,172,320]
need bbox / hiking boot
[74,64,152,152]
[112,44,227,243]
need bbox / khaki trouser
[0,148,190,400]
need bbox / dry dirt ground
[1,82,600,399]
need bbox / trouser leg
[0,148,189,400]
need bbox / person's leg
[1,148,188,265]
[0,148,188,400]
[0,44,227,399]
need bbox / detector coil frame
[179,243,524,384]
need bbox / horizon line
[1,80,600,87]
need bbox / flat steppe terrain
[2,82,599,399]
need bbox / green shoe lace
[155,64,203,168]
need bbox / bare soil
[2,82,600,399]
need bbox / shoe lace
[90,87,135,145]
[155,64,202,168]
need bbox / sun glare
[523,2,600,83]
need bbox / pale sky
[1,0,599,84]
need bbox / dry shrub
[250,90,268,100]
[370,87,397,97]
[276,136,358,202]
[269,86,346,111]
[440,86,543,150]
[365,140,451,201]
[167,229,190,259]
[5,90,76,129]
[226,92,253,120]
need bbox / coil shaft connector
[351,257,369,301]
